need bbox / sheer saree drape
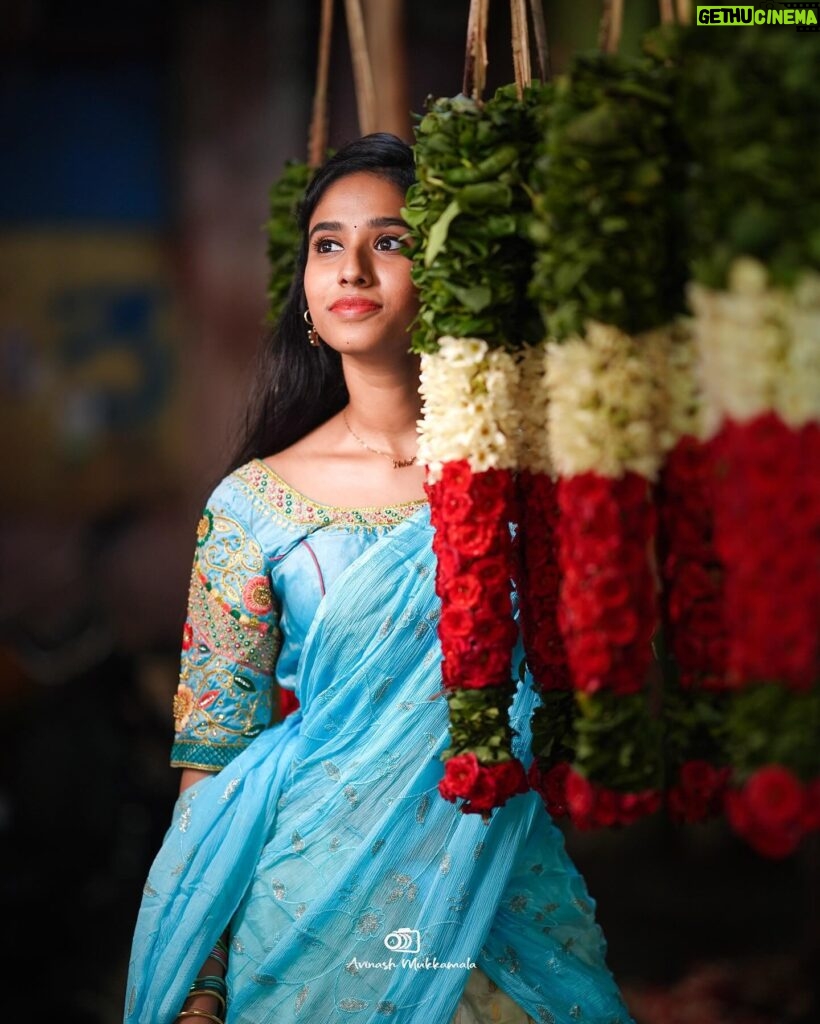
[125,506,633,1024]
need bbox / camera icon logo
[384,928,421,953]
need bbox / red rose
[440,490,476,525]
[744,765,804,829]
[443,572,483,609]
[491,759,529,801]
[440,753,481,799]
[593,787,619,827]
[566,770,595,821]
[448,519,497,557]
[680,760,721,799]
[471,554,510,589]
[461,766,498,811]
[439,605,475,640]
[441,459,473,494]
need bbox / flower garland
[653,324,731,824]
[515,343,576,819]
[522,44,684,830]
[405,83,548,820]
[542,321,668,827]
[419,338,529,816]
[687,259,820,856]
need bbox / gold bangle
[176,1012,225,1024]
[187,989,226,1013]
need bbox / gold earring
[303,309,320,347]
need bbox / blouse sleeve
[170,480,282,771]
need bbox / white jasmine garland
[417,337,521,481]
[688,258,820,436]
[546,321,669,481]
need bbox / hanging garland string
[406,0,549,818]
[670,21,820,857]
[525,13,685,829]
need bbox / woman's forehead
[310,172,405,224]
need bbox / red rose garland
[541,322,668,827]
[711,415,820,690]
[418,339,529,818]
[654,340,732,825]
[517,468,576,820]
[688,261,820,857]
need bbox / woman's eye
[375,235,405,252]
[313,238,342,253]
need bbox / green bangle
[190,975,227,992]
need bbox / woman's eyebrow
[308,216,408,239]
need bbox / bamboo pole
[362,0,411,139]
[308,0,335,168]
[598,0,624,55]
[463,0,490,102]
[528,0,551,82]
[510,0,531,98]
[344,0,378,134]
[675,0,692,23]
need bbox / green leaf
[424,199,461,267]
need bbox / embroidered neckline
[234,460,428,529]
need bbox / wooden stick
[659,0,675,24]
[362,0,411,139]
[463,0,490,102]
[344,0,377,135]
[598,0,624,55]
[528,0,551,82]
[510,0,531,98]
[308,0,335,168]
[675,0,692,23]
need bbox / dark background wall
[0,3,816,1022]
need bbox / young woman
[124,133,635,1024]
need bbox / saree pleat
[126,505,633,1024]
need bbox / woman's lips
[329,298,381,316]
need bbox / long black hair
[226,132,416,474]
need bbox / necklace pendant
[392,457,417,469]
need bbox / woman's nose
[338,244,372,286]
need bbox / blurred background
[0,2,816,1021]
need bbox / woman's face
[304,171,418,359]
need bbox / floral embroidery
[196,508,214,545]
[243,575,274,615]
[172,504,280,770]
[173,684,195,732]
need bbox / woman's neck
[341,356,422,443]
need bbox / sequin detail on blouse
[234,459,427,530]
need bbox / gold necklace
[342,410,418,469]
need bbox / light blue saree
[125,483,633,1024]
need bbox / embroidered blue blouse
[170,459,429,770]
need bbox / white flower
[418,338,521,479]
[546,321,669,480]
[688,261,820,431]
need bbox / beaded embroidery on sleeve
[170,496,282,771]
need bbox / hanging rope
[344,0,378,135]
[598,0,624,55]
[308,0,335,169]
[510,0,532,98]
[658,0,675,24]
[463,0,490,102]
[528,0,551,83]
